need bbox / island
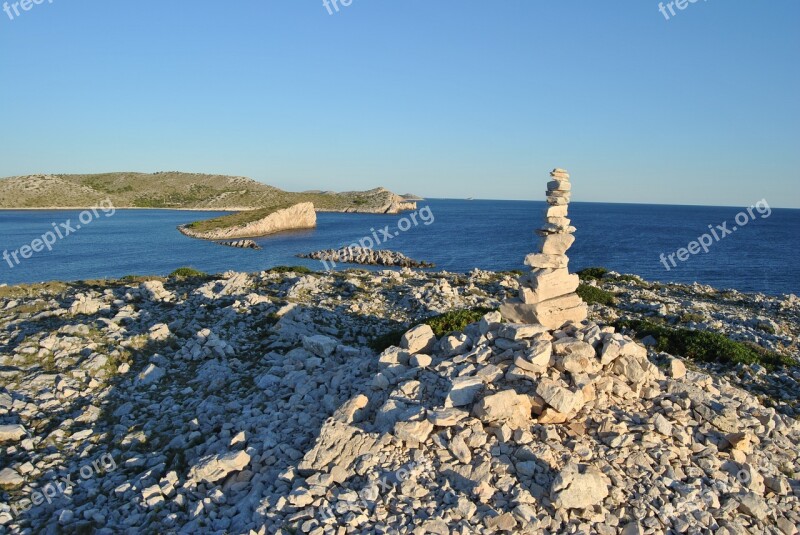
[0,172,419,239]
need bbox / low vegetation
[614,318,794,368]
[577,267,609,282]
[185,203,296,234]
[370,307,495,352]
[268,266,314,275]
[577,284,617,306]
[169,267,208,279]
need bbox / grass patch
[186,203,296,233]
[0,281,70,299]
[369,307,495,353]
[614,319,794,369]
[169,267,207,279]
[577,267,609,282]
[577,284,616,306]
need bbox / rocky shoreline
[179,203,317,240]
[0,267,797,533]
[219,240,262,250]
[298,247,434,269]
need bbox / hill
[0,172,417,214]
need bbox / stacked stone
[500,168,588,329]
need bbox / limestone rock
[473,390,533,429]
[400,324,437,354]
[0,424,27,443]
[551,463,610,510]
[188,450,251,484]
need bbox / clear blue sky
[1,1,798,207]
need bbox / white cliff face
[179,202,317,240]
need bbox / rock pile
[298,247,435,269]
[218,239,261,250]
[501,168,587,329]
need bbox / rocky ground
[0,268,797,534]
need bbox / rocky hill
[0,172,416,214]
[0,268,797,533]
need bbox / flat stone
[401,324,436,354]
[0,424,27,443]
[497,323,547,341]
[473,390,533,429]
[520,270,580,303]
[428,408,469,427]
[393,419,433,444]
[446,376,484,407]
[189,450,251,484]
[501,294,587,330]
[540,233,575,255]
[523,253,569,270]
[536,379,584,415]
[0,467,23,488]
[302,335,338,358]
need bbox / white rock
[401,324,436,354]
[302,335,338,358]
[189,450,251,484]
[473,390,532,429]
[551,463,609,509]
[0,424,27,443]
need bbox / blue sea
[0,200,797,295]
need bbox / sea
[0,200,797,296]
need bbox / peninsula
[0,172,419,240]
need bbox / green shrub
[269,265,313,275]
[614,319,794,368]
[680,312,705,324]
[577,284,616,306]
[577,267,609,282]
[169,267,207,278]
[369,307,495,353]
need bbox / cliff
[178,202,317,239]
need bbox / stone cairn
[499,168,588,329]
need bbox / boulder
[473,390,533,429]
[400,324,436,354]
[188,450,251,484]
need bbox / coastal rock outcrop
[217,239,261,250]
[500,168,588,329]
[298,246,434,269]
[179,202,316,240]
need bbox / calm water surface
[0,200,797,295]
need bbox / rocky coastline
[178,202,317,240]
[0,266,798,533]
[1,171,797,534]
[298,247,434,269]
[218,240,262,250]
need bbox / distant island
[0,172,419,239]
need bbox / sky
[0,1,798,207]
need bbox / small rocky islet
[298,247,435,269]
[0,170,798,533]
